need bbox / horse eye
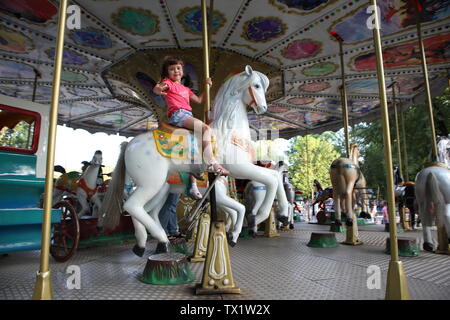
[254,84,260,89]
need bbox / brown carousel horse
[329,144,367,230]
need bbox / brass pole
[336,37,350,158]
[32,0,68,300]
[415,3,438,160]
[201,0,211,116]
[399,106,409,181]
[371,0,410,300]
[391,82,403,181]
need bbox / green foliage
[288,135,340,197]
[0,121,34,149]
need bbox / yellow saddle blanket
[153,123,199,160]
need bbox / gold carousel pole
[414,1,438,160]
[399,106,409,181]
[391,82,409,230]
[371,0,410,300]
[331,32,350,158]
[196,0,240,295]
[32,0,68,300]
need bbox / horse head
[241,65,269,115]
[91,150,103,166]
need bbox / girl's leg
[183,117,229,175]
[189,175,202,200]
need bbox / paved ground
[1,222,449,300]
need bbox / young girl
[153,56,229,199]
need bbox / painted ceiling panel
[0,0,448,137]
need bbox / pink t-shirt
[162,78,194,117]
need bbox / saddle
[153,122,199,160]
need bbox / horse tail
[101,141,128,231]
[425,172,445,225]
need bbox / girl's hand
[206,77,212,87]
[154,82,168,96]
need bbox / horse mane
[210,69,269,157]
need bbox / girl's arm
[190,78,212,104]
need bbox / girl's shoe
[189,184,203,200]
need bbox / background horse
[244,161,291,236]
[53,150,103,219]
[329,144,364,230]
[415,138,450,252]
[101,66,289,254]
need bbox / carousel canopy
[0,0,449,138]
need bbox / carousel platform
[1,222,449,300]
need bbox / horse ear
[245,65,253,76]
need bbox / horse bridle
[248,86,258,107]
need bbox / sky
[55,125,131,172]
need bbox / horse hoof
[423,242,434,252]
[278,216,289,226]
[345,219,353,227]
[226,232,235,247]
[155,242,170,254]
[132,244,145,257]
[289,223,294,230]
[249,229,257,238]
[334,220,342,227]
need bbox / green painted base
[239,228,249,238]
[385,238,419,257]
[357,218,376,226]
[330,225,346,233]
[294,215,301,222]
[307,233,339,248]
[77,232,135,249]
[170,239,192,256]
[141,253,195,285]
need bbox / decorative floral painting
[301,62,337,77]
[177,7,226,35]
[58,103,98,118]
[332,0,450,43]
[242,17,286,42]
[112,7,159,36]
[0,0,57,24]
[287,97,314,105]
[0,26,33,53]
[69,28,113,49]
[298,81,330,93]
[268,105,290,113]
[281,39,321,60]
[304,112,339,126]
[45,48,88,65]
[352,33,450,71]
[269,0,337,14]
[0,60,35,79]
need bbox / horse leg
[418,200,434,252]
[123,184,170,252]
[248,188,265,237]
[443,204,450,244]
[274,171,289,226]
[146,184,170,235]
[345,185,354,227]
[333,193,341,226]
[131,217,147,257]
[216,187,245,246]
[76,190,90,218]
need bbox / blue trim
[253,186,266,191]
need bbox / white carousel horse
[415,137,450,252]
[53,150,103,219]
[244,161,291,236]
[101,66,289,254]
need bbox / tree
[0,120,34,149]
[288,135,340,198]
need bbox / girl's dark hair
[161,56,184,80]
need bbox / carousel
[0,0,449,302]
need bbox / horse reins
[248,86,257,107]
